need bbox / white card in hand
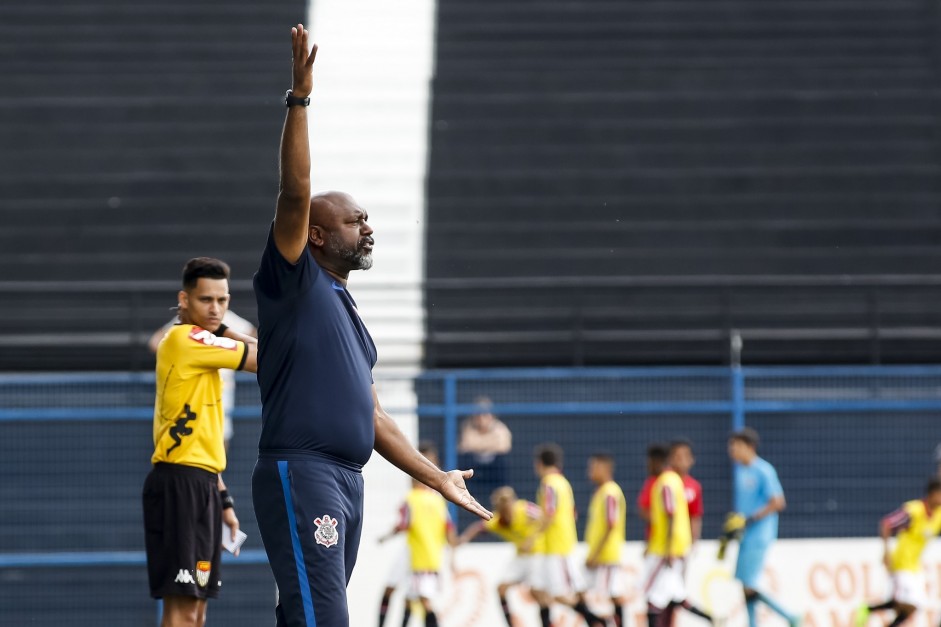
[222,522,248,554]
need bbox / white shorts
[893,571,927,608]
[587,564,625,598]
[532,554,587,597]
[385,545,410,588]
[406,571,441,600]
[641,554,687,610]
[502,554,539,587]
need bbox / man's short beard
[327,233,373,271]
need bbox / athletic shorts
[253,455,365,627]
[588,564,625,598]
[893,571,927,608]
[734,538,770,588]
[406,571,441,600]
[532,554,587,597]
[641,554,687,610]
[501,554,538,587]
[142,462,223,599]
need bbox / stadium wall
[2,367,940,625]
[369,538,941,627]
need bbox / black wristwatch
[285,89,310,107]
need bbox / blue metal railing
[4,365,941,569]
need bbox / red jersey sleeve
[686,477,704,518]
[638,477,654,511]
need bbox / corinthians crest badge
[314,514,339,548]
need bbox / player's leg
[379,585,396,627]
[497,581,515,625]
[144,465,222,627]
[253,458,361,627]
[380,545,410,626]
[553,553,604,627]
[420,595,439,627]
[670,557,712,624]
[603,565,627,627]
[401,597,413,627]
[643,555,672,627]
[414,573,441,627]
[528,554,553,627]
[736,539,798,626]
[888,572,923,627]
[889,603,915,627]
[161,596,205,627]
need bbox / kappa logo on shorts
[313,514,339,548]
[195,560,211,587]
[175,569,196,585]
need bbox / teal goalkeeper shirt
[734,456,783,545]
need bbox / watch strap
[285,89,310,108]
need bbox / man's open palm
[291,24,318,98]
[439,469,492,520]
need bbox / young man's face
[495,498,515,519]
[534,459,548,478]
[728,439,751,463]
[670,445,695,475]
[646,456,664,477]
[178,278,229,331]
[587,458,608,484]
[928,490,941,508]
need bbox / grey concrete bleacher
[0,0,306,369]
[425,0,941,366]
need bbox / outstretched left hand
[437,469,492,520]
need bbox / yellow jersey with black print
[400,487,453,572]
[585,480,626,565]
[484,499,546,555]
[648,470,691,558]
[885,499,941,573]
[151,324,247,473]
[539,471,578,556]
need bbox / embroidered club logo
[314,514,339,548]
[195,561,211,587]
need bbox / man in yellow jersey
[143,257,258,627]
[530,443,606,627]
[585,452,627,627]
[644,453,712,627]
[855,478,941,627]
[457,486,545,626]
[379,443,456,627]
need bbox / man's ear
[177,290,188,312]
[308,225,325,248]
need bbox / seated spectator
[458,397,512,502]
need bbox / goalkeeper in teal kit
[726,428,799,627]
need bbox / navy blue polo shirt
[253,225,378,467]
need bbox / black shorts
[142,462,223,599]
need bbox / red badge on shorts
[313,514,339,548]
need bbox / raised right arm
[273,24,318,263]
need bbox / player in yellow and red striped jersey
[529,443,606,627]
[584,452,627,626]
[457,486,545,626]
[644,449,713,627]
[855,478,941,627]
[378,443,456,627]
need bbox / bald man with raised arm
[250,25,491,627]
